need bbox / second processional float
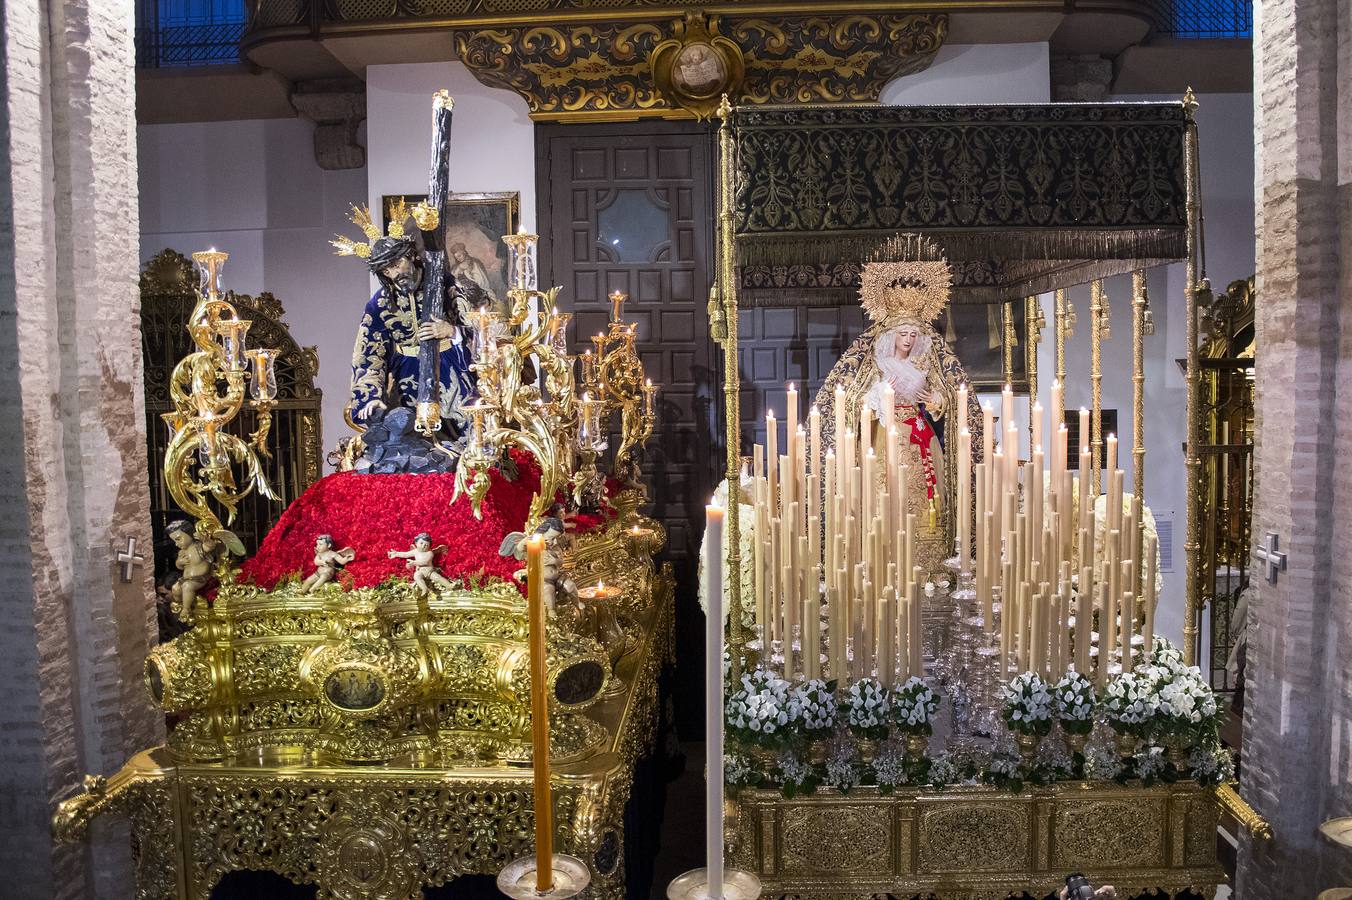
[697,96,1263,899]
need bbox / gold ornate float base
[55,576,673,900]
[729,781,1225,899]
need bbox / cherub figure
[389,532,453,594]
[500,515,575,615]
[166,519,223,624]
[300,534,356,592]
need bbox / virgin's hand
[416,320,455,342]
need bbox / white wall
[138,117,369,459]
[366,61,537,258]
[881,43,1051,105]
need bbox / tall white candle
[704,501,726,898]
[766,410,779,516]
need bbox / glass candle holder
[216,318,252,371]
[642,378,658,419]
[191,249,228,297]
[609,290,628,323]
[502,229,538,292]
[581,350,597,387]
[246,348,279,402]
[548,309,572,356]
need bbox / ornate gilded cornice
[453,12,946,121]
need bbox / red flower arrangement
[239,450,616,594]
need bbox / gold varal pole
[1002,300,1015,388]
[717,96,744,677]
[1183,87,1204,667]
[1090,280,1106,499]
[1053,289,1068,428]
[1026,295,1042,447]
[1131,271,1148,599]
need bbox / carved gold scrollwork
[454,13,946,121]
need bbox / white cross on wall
[1254,531,1287,584]
[115,536,145,583]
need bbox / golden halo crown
[859,257,952,326]
[330,198,412,259]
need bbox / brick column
[0,0,161,897]
[1239,0,1352,895]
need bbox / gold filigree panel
[780,802,891,875]
[454,12,946,121]
[917,799,1031,873]
[1054,797,1167,870]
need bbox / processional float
[53,92,670,900]
[700,94,1268,899]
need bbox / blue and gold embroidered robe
[348,288,475,433]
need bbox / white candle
[766,410,779,516]
[958,427,972,571]
[882,382,896,433]
[1031,401,1044,455]
[1002,383,1015,435]
[704,501,726,898]
[1106,432,1118,478]
[1143,533,1158,645]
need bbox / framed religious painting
[939,298,1030,391]
[381,191,520,312]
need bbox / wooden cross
[1254,531,1287,584]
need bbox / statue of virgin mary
[814,255,983,573]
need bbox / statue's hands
[417,320,456,342]
[916,388,938,407]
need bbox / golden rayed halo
[859,258,952,325]
[330,200,413,260]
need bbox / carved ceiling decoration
[453,11,947,121]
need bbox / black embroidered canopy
[728,103,1191,305]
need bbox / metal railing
[136,0,246,68]
[1162,0,1253,38]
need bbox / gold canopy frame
[712,95,1209,675]
[708,91,1274,889]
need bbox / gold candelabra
[453,232,657,532]
[162,249,279,536]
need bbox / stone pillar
[0,0,161,897]
[1239,0,1352,895]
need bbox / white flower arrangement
[776,750,811,786]
[1083,736,1125,780]
[891,676,941,735]
[926,751,964,787]
[792,678,838,740]
[1102,671,1158,736]
[1188,741,1236,785]
[724,753,756,786]
[824,742,862,792]
[846,677,891,740]
[872,746,908,789]
[1053,670,1097,735]
[1146,635,1187,671]
[1000,672,1054,736]
[725,666,799,748]
[1147,662,1219,743]
[1133,744,1169,782]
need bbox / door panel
[538,122,719,739]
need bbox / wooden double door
[537,121,720,736]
